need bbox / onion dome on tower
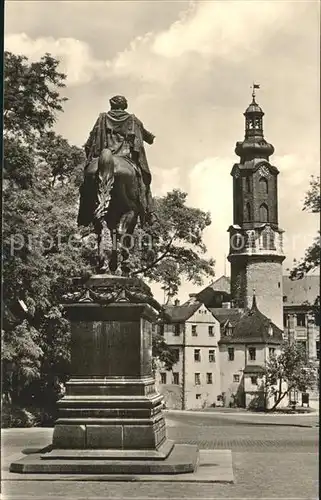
[235,86,274,162]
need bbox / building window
[173,372,179,385]
[174,324,181,336]
[209,349,215,362]
[172,348,180,363]
[249,347,256,361]
[206,373,213,384]
[316,341,320,360]
[191,325,197,336]
[246,176,251,192]
[225,324,233,336]
[196,394,201,400]
[296,314,306,327]
[160,372,167,384]
[259,177,268,194]
[259,203,268,222]
[195,373,201,385]
[159,324,164,336]
[250,376,258,385]
[283,296,288,302]
[208,325,214,336]
[269,347,276,358]
[283,313,288,327]
[228,347,235,361]
[233,374,240,383]
[194,349,201,362]
[152,323,156,332]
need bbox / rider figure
[79,95,155,226]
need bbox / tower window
[259,203,269,222]
[261,227,275,249]
[246,176,251,192]
[246,202,251,221]
[259,177,268,194]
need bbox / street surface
[1,410,318,499]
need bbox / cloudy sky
[5,0,320,303]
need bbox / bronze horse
[78,96,155,275]
[79,148,149,275]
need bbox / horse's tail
[94,148,115,222]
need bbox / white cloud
[152,1,290,60]
[4,33,109,85]
[4,1,313,89]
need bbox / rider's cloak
[84,110,154,185]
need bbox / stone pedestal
[11,275,199,474]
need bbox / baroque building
[155,301,221,410]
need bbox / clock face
[259,165,269,177]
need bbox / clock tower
[228,88,285,330]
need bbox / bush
[1,404,39,428]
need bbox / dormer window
[268,324,273,336]
[226,325,233,336]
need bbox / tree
[132,190,215,302]
[3,52,88,420]
[290,175,320,279]
[265,340,317,411]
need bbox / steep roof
[210,308,243,326]
[219,295,283,345]
[283,275,319,306]
[162,302,202,323]
[207,275,231,293]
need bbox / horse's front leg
[93,219,109,273]
[118,211,138,276]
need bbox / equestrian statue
[77,95,155,275]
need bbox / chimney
[188,293,198,303]
[222,302,231,309]
[174,299,180,307]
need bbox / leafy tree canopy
[290,175,320,280]
[265,340,317,411]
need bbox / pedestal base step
[42,439,175,461]
[10,444,199,475]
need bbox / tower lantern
[228,87,285,330]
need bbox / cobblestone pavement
[1,411,318,499]
[165,412,319,452]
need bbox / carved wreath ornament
[62,283,162,311]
